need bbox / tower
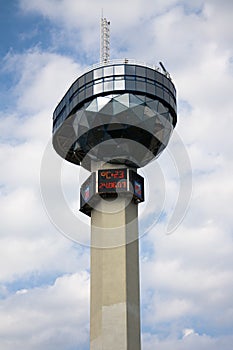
[52,17,177,350]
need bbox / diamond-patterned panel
[58,93,174,168]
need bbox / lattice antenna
[100,13,110,63]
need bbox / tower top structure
[52,17,177,171]
[100,14,110,63]
[52,60,177,170]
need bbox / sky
[0,0,233,349]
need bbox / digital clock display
[80,168,144,216]
[98,169,127,193]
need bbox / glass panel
[171,85,176,98]
[146,99,158,111]
[156,86,164,99]
[70,95,79,112]
[164,91,170,104]
[114,80,125,90]
[72,79,79,91]
[171,99,176,111]
[167,113,173,124]
[129,94,145,106]
[56,102,66,116]
[146,68,155,81]
[157,102,168,113]
[85,86,93,99]
[112,100,128,114]
[155,71,164,84]
[144,106,156,118]
[169,95,174,110]
[136,81,146,92]
[79,90,85,101]
[79,75,85,87]
[125,80,136,90]
[85,71,93,83]
[157,113,167,126]
[104,66,114,76]
[96,96,109,110]
[68,86,74,101]
[136,66,146,77]
[146,83,155,95]
[131,104,145,120]
[115,94,130,107]
[103,81,114,91]
[114,65,125,75]
[94,83,103,94]
[94,68,103,79]
[161,112,170,124]
[86,99,98,112]
[167,81,173,94]
[163,77,170,90]
[100,102,113,115]
[125,65,136,76]
[79,114,90,128]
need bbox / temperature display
[98,169,127,193]
[80,169,144,216]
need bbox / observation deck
[52,59,177,170]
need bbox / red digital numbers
[98,169,127,193]
[100,169,125,180]
[98,181,127,190]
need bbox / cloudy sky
[0,0,233,349]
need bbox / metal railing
[87,59,172,80]
[91,58,160,71]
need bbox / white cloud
[0,232,89,283]
[140,220,233,335]
[183,328,197,337]
[18,0,205,61]
[4,50,83,115]
[0,273,89,350]
[142,332,233,350]
[0,49,90,285]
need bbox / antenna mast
[100,13,110,63]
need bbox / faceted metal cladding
[52,63,177,169]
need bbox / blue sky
[0,2,49,56]
[1,1,233,349]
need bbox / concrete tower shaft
[90,195,140,350]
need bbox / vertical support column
[90,196,141,350]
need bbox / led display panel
[98,169,127,193]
